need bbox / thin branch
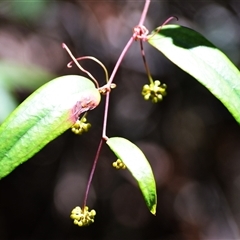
[138,0,151,26]
[140,40,153,84]
[82,0,152,206]
[83,139,103,207]
[102,0,151,139]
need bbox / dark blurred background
[1,0,240,239]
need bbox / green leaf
[106,137,157,215]
[0,75,101,179]
[148,24,240,123]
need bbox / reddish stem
[83,0,151,205]
[138,0,151,26]
[139,39,153,84]
[83,138,103,208]
[102,37,134,139]
[102,0,151,139]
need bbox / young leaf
[106,137,157,215]
[148,25,240,123]
[0,75,101,179]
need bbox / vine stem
[102,0,151,139]
[83,0,151,206]
[102,37,134,139]
[138,0,150,26]
[83,139,103,208]
[140,40,153,84]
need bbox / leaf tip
[150,203,157,215]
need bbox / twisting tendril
[132,16,178,42]
[147,16,178,40]
[62,43,110,89]
[133,25,149,41]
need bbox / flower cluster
[142,80,167,103]
[71,117,91,135]
[112,159,126,169]
[70,206,96,227]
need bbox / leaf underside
[148,24,240,124]
[106,137,157,215]
[0,75,101,179]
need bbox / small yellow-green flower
[112,159,126,169]
[70,206,96,227]
[71,117,91,135]
[142,80,167,103]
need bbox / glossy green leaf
[0,75,101,179]
[106,137,157,215]
[148,25,240,123]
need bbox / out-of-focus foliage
[1,1,240,240]
[0,61,54,122]
[0,61,53,90]
[5,1,48,22]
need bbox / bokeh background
[1,0,240,239]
